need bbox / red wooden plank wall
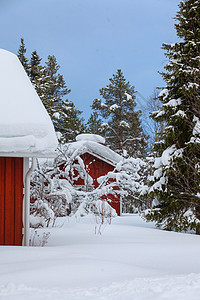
[0,157,24,246]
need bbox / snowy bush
[29,229,50,247]
[30,143,150,228]
[97,157,150,213]
[30,158,72,227]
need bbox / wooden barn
[0,49,57,246]
[66,134,122,215]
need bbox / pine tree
[43,55,85,142]
[17,38,29,75]
[29,50,42,81]
[57,100,85,142]
[17,40,85,142]
[91,69,147,157]
[146,90,165,145]
[86,112,103,135]
[41,55,70,121]
[146,0,200,233]
[29,50,45,98]
[38,55,85,141]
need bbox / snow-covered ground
[1,214,200,300]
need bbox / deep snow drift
[1,214,200,300]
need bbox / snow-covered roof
[68,139,122,166]
[0,49,58,157]
[76,134,105,144]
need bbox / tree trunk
[195,206,200,235]
[196,225,200,235]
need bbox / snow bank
[1,274,200,300]
[1,215,200,299]
[0,49,58,156]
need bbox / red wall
[0,157,24,246]
[74,153,121,215]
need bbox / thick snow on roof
[68,139,122,166]
[76,134,105,144]
[0,49,58,156]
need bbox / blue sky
[0,0,180,121]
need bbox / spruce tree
[42,55,70,121]
[29,50,45,97]
[17,40,85,142]
[91,69,147,157]
[17,38,29,75]
[29,50,42,81]
[146,0,200,233]
[42,55,85,141]
[86,112,103,135]
[57,99,85,142]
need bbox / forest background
[2,0,200,235]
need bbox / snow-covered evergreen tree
[41,55,71,126]
[146,0,200,233]
[17,40,85,142]
[29,50,47,100]
[17,38,29,75]
[29,50,42,81]
[56,100,85,143]
[91,69,147,157]
[86,112,103,135]
[146,90,165,145]
[37,55,85,142]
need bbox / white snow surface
[109,104,120,111]
[76,134,105,144]
[68,139,122,166]
[124,92,132,100]
[172,110,187,118]
[154,145,183,169]
[1,214,200,300]
[163,98,182,108]
[158,88,169,100]
[0,49,58,156]
[193,116,200,136]
[119,120,130,128]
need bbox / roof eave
[84,150,118,167]
[0,151,57,158]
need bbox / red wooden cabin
[68,134,122,215]
[0,157,24,246]
[0,49,57,246]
